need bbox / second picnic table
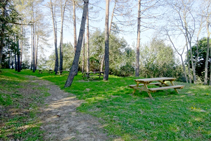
[82,71,104,80]
[129,77,184,99]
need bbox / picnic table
[129,77,184,99]
[82,71,104,80]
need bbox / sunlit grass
[2,69,211,140]
[0,69,50,140]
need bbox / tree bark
[59,0,68,74]
[20,24,23,70]
[82,33,85,73]
[180,55,188,83]
[186,43,191,83]
[32,22,35,72]
[103,0,110,81]
[135,0,141,77]
[209,43,211,85]
[17,39,21,72]
[50,0,58,75]
[73,0,77,52]
[86,10,89,72]
[204,36,210,85]
[100,0,116,72]
[31,20,33,70]
[65,0,89,87]
[35,35,39,70]
[0,46,2,68]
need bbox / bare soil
[29,76,112,141]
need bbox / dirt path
[29,76,111,141]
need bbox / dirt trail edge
[29,76,112,141]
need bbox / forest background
[1,0,211,85]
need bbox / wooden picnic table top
[83,71,104,74]
[134,77,176,83]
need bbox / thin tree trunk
[0,47,2,68]
[31,22,33,70]
[20,24,23,70]
[100,0,116,72]
[65,0,89,87]
[100,55,104,72]
[15,53,17,71]
[82,33,85,73]
[204,36,209,85]
[186,30,196,83]
[35,35,39,70]
[209,43,211,85]
[50,0,58,75]
[180,55,188,83]
[17,39,21,72]
[59,0,67,74]
[86,10,89,72]
[194,38,199,68]
[186,44,191,83]
[109,0,116,34]
[32,22,35,72]
[73,0,77,52]
[135,0,141,77]
[103,0,110,80]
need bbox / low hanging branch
[64,0,89,88]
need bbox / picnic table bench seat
[149,85,184,92]
[129,82,161,88]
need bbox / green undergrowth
[0,70,50,141]
[2,69,211,140]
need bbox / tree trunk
[100,55,104,72]
[17,39,21,72]
[100,0,116,72]
[59,0,67,74]
[64,0,89,87]
[35,35,39,70]
[0,47,2,68]
[209,43,211,85]
[185,38,191,83]
[50,0,58,75]
[180,55,188,83]
[103,0,110,81]
[82,33,85,73]
[86,10,89,72]
[186,29,196,83]
[204,36,210,85]
[31,22,33,70]
[73,0,77,52]
[32,22,35,72]
[20,24,23,70]
[15,53,17,71]
[135,0,141,77]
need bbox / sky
[22,0,208,64]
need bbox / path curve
[29,76,110,141]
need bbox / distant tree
[104,0,110,80]
[59,0,68,74]
[50,0,59,74]
[135,0,141,77]
[140,38,176,78]
[0,0,21,68]
[188,38,211,83]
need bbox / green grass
[1,69,211,140]
[0,70,50,141]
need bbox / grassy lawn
[0,69,50,140]
[1,69,211,140]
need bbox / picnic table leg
[133,82,139,94]
[143,83,153,99]
[170,81,179,93]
